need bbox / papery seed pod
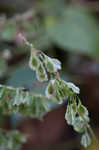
[78,103,88,116]
[45,58,54,73]
[66,82,80,94]
[52,58,61,72]
[45,80,54,98]
[44,56,61,73]
[36,63,48,82]
[29,54,40,70]
[54,79,69,100]
[77,102,90,123]
[73,117,86,133]
[13,89,22,106]
[46,79,69,103]
[65,104,73,125]
[65,103,77,125]
[81,132,91,148]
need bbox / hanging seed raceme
[0,33,97,149]
[20,34,98,148]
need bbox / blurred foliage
[0,58,7,78]
[46,5,99,58]
[0,84,52,118]
[0,129,26,150]
[0,0,99,58]
[0,0,99,150]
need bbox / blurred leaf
[7,66,48,95]
[0,129,26,150]
[1,21,17,41]
[46,5,99,58]
[7,67,36,90]
[0,58,7,78]
[36,0,65,17]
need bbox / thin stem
[18,33,34,50]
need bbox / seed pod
[66,82,80,94]
[44,56,61,73]
[45,80,54,98]
[73,117,86,133]
[46,79,69,103]
[81,132,91,148]
[65,103,77,125]
[36,63,48,82]
[29,54,40,70]
[78,103,89,122]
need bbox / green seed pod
[44,55,61,73]
[78,103,89,122]
[13,88,22,106]
[29,54,40,70]
[54,79,69,101]
[65,103,77,125]
[73,117,86,133]
[81,132,91,148]
[36,63,48,82]
[66,82,80,94]
[52,58,61,72]
[65,104,73,125]
[45,80,54,98]
[46,79,69,103]
[45,59,54,73]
